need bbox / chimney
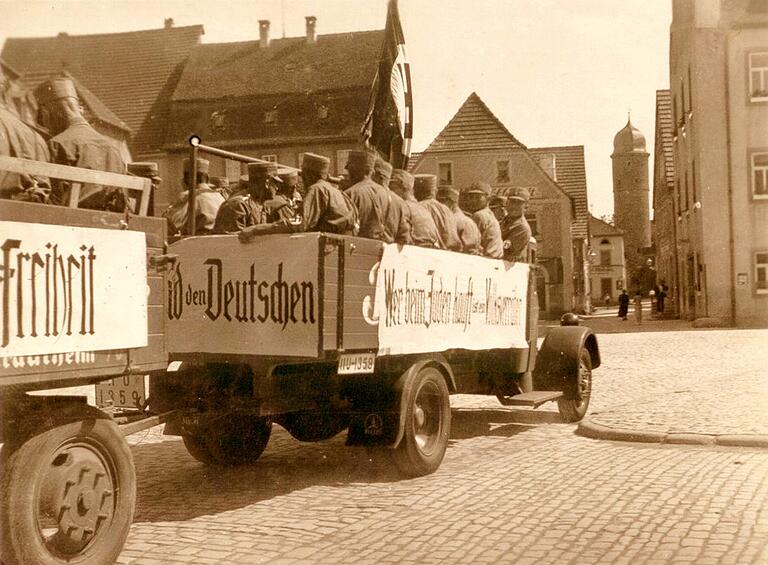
[259,20,270,48]
[305,16,317,44]
[164,18,174,29]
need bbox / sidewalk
[569,304,768,448]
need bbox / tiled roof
[654,90,675,195]
[589,214,623,237]
[172,30,384,101]
[1,25,204,154]
[529,145,589,239]
[423,92,526,153]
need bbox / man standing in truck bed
[344,150,390,241]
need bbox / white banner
[0,221,147,358]
[372,245,529,355]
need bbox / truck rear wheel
[182,415,271,466]
[0,407,135,565]
[392,366,451,477]
[557,348,593,423]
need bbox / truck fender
[533,326,600,395]
[391,356,456,449]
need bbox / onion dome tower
[611,117,651,287]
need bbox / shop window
[749,52,768,102]
[756,252,768,294]
[438,162,453,186]
[752,152,768,198]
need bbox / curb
[576,418,768,448]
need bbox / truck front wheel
[0,406,136,565]
[182,415,271,466]
[557,348,593,423]
[392,366,451,477]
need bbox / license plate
[95,375,147,409]
[338,352,376,375]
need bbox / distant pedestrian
[618,289,629,321]
[657,285,667,314]
[604,294,610,308]
[633,290,643,325]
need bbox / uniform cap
[488,195,507,208]
[346,150,376,171]
[210,176,230,188]
[497,186,530,202]
[301,153,331,176]
[464,181,492,196]
[183,158,210,175]
[35,77,78,105]
[413,174,438,199]
[127,161,161,180]
[373,157,393,185]
[390,169,415,191]
[437,186,460,199]
[248,161,281,182]
[278,169,299,183]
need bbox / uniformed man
[374,157,411,245]
[414,174,461,252]
[498,186,532,262]
[210,176,231,198]
[238,153,358,240]
[164,158,224,235]
[437,186,480,254]
[390,169,439,248]
[0,62,50,201]
[262,168,301,225]
[344,150,390,241]
[127,161,161,216]
[35,77,126,210]
[488,194,507,222]
[460,182,504,259]
[214,161,281,234]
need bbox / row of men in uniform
[163,150,533,262]
[0,72,138,209]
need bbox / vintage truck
[0,149,600,565]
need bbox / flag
[361,0,413,169]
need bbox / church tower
[611,118,651,287]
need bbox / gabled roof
[172,30,384,101]
[529,145,589,239]
[589,215,624,237]
[2,25,204,154]
[423,92,525,153]
[654,89,675,198]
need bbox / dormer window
[317,104,329,120]
[264,109,278,124]
[211,111,225,130]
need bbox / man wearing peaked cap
[374,156,411,245]
[209,176,230,198]
[165,157,224,235]
[438,185,480,255]
[497,186,532,261]
[213,160,281,234]
[390,169,440,248]
[128,161,161,216]
[460,181,503,259]
[344,150,391,242]
[413,174,461,252]
[36,75,127,210]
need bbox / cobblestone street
[116,320,768,564]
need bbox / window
[261,154,277,163]
[317,105,329,120]
[683,169,689,211]
[527,212,538,237]
[264,109,278,124]
[336,150,351,174]
[210,111,225,130]
[752,152,768,198]
[496,160,510,183]
[600,250,612,267]
[749,52,768,102]
[438,162,453,186]
[756,252,768,294]
[687,67,693,113]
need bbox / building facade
[652,89,679,315]
[588,216,626,306]
[667,0,768,326]
[411,93,589,317]
[611,119,652,291]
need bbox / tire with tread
[0,405,136,565]
[557,348,593,423]
[391,366,451,477]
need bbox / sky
[0,0,672,217]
